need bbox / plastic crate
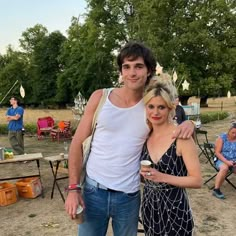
[16,177,42,199]
[0,182,17,206]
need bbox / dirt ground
[1,99,236,236]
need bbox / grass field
[1,108,74,124]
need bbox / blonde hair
[143,73,178,120]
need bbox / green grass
[190,111,229,124]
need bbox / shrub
[0,124,37,135]
[190,111,229,124]
[0,124,7,135]
[24,123,37,135]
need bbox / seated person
[213,122,236,199]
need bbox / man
[174,96,187,124]
[65,42,194,236]
[6,96,24,155]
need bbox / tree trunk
[179,95,191,105]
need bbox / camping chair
[195,129,208,157]
[37,116,55,140]
[203,142,236,190]
[195,129,212,158]
[50,121,72,142]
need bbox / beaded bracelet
[66,189,81,193]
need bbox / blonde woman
[140,75,202,236]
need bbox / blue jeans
[78,180,140,236]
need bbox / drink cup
[140,160,152,171]
[60,153,64,159]
[74,205,84,224]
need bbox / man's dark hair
[117,41,157,84]
[11,96,20,105]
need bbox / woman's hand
[225,160,234,167]
[140,168,164,183]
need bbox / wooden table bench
[0,153,44,197]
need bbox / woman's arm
[215,137,232,166]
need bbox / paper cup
[74,205,84,224]
[140,160,152,170]
[60,153,64,159]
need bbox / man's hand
[172,120,195,139]
[65,191,85,220]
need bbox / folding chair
[203,142,236,190]
[195,129,209,157]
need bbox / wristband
[65,184,82,192]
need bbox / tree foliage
[0,0,235,107]
[130,0,236,98]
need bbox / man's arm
[65,89,103,219]
[6,114,21,121]
[6,107,23,121]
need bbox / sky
[0,0,87,54]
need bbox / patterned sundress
[141,140,194,236]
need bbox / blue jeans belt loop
[86,175,120,192]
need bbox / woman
[213,122,236,199]
[140,75,202,236]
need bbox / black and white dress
[141,140,194,236]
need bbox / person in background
[174,96,187,124]
[65,41,195,236]
[140,75,202,235]
[6,96,24,155]
[213,122,236,199]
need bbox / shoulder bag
[80,88,110,184]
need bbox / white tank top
[87,89,149,193]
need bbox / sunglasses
[231,122,236,129]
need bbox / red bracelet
[65,184,82,191]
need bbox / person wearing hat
[6,96,24,155]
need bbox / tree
[30,31,66,105]
[19,24,48,54]
[129,0,236,104]
[58,6,121,100]
[0,48,29,105]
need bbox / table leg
[49,160,66,202]
[36,160,44,198]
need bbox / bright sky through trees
[0,0,87,54]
